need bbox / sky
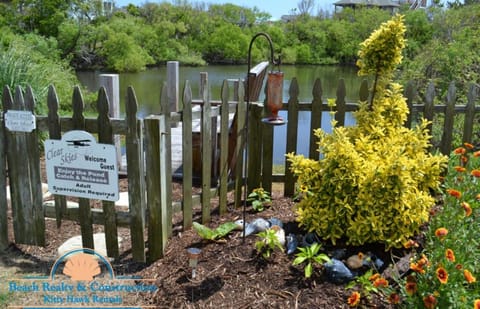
[114,0,338,20]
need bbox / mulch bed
[2,163,403,308]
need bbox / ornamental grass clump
[286,14,447,248]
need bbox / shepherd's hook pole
[242,32,279,242]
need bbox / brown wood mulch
[2,170,398,308]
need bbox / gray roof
[334,0,400,7]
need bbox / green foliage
[395,146,480,308]
[399,4,480,103]
[247,187,272,212]
[287,15,448,248]
[346,270,379,298]
[192,222,238,241]
[292,243,331,278]
[0,34,78,113]
[255,228,284,259]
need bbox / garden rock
[302,232,320,247]
[268,217,283,228]
[270,225,285,246]
[244,218,270,236]
[324,258,354,284]
[286,233,298,254]
[346,253,365,270]
[57,233,123,258]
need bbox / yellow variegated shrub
[286,15,447,248]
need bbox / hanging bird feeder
[263,70,285,125]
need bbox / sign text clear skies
[114,0,337,20]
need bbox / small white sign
[4,110,36,132]
[44,130,119,201]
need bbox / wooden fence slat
[441,81,456,155]
[234,83,246,208]
[423,82,435,149]
[182,81,193,229]
[261,83,274,194]
[200,75,212,223]
[404,81,416,128]
[144,116,163,261]
[463,83,478,143]
[359,79,369,102]
[335,79,346,127]
[71,86,94,250]
[125,86,146,262]
[159,114,170,254]
[5,86,26,244]
[0,87,9,249]
[160,82,173,237]
[309,78,323,160]
[96,87,119,259]
[247,103,263,194]
[6,86,41,245]
[219,80,229,215]
[25,86,45,246]
[284,78,300,197]
[47,85,67,227]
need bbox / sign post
[44,130,119,202]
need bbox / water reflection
[77,65,360,164]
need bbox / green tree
[204,23,249,63]
[12,0,71,36]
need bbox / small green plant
[192,221,238,241]
[247,187,272,212]
[255,228,284,259]
[346,270,390,300]
[292,243,331,278]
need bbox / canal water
[77,65,361,164]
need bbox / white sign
[4,110,36,132]
[44,130,119,201]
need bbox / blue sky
[114,0,337,20]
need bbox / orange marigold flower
[445,249,455,262]
[373,277,389,288]
[471,169,480,178]
[456,264,463,270]
[464,269,476,283]
[423,294,437,309]
[455,166,466,172]
[474,150,480,157]
[347,291,361,307]
[410,262,425,274]
[388,293,400,304]
[435,227,448,239]
[461,202,472,217]
[474,299,480,309]
[405,282,417,296]
[454,147,466,155]
[368,273,380,282]
[436,267,448,284]
[461,155,469,164]
[464,142,474,149]
[446,189,461,199]
[404,239,419,249]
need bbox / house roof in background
[334,0,400,8]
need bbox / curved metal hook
[246,32,280,81]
